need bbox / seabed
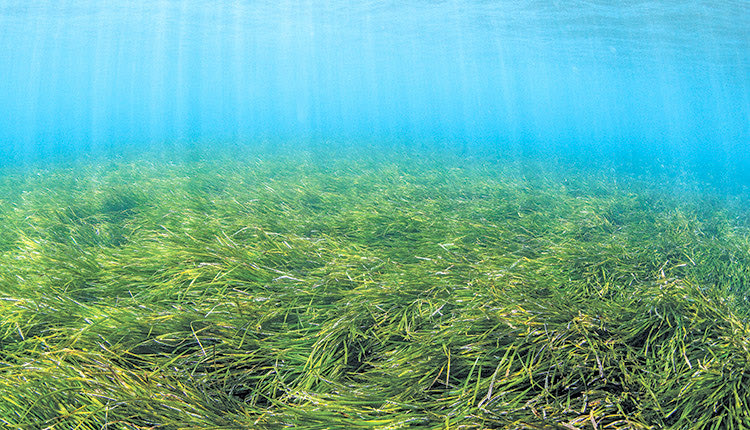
[0,145,748,429]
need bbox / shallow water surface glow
[0,1,748,164]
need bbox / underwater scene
[0,1,749,429]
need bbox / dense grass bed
[1,145,749,429]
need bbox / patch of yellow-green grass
[0,144,749,429]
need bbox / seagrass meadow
[1,145,749,429]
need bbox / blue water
[0,1,748,174]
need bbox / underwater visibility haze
[0,1,750,429]
[0,0,748,165]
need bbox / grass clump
[0,144,749,429]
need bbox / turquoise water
[0,1,748,177]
